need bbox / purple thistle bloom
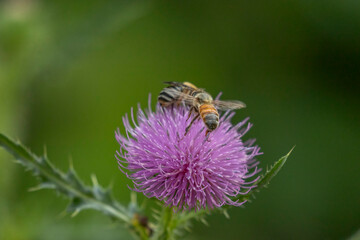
[115,95,262,211]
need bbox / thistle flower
[115,95,262,211]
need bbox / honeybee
[158,82,246,136]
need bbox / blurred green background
[1,0,359,239]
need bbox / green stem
[163,207,175,240]
[152,207,176,240]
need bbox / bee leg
[205,130,211,142]
[186,107,194,121]
[185,114,199,135]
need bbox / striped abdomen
[158,85,182,107]
[158,84,196,107]
[199,104,219,131]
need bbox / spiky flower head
[115,95,262,211]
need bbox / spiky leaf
[0,133,130,223]
[233,147,294,203]
[256,147,294,190]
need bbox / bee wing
[164,87,197,106]
[212,100,246,111]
